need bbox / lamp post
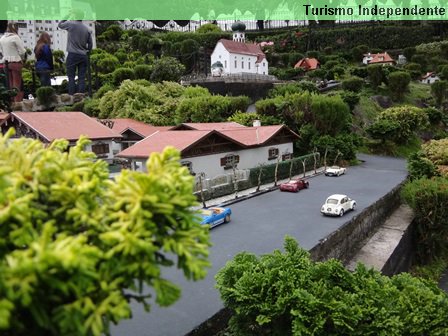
[198,172,207,208]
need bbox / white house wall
[211,43,230,74]
[129,142,293,178]
[211,42,269,75]
[83,139,115,161]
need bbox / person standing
[0,22,26,102]
[34,32,54,87]
[58,18,92,95]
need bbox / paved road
[112,154,407,336]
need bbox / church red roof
[218,39,266,63]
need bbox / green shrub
[0,132,210,335]
[402,177,448,262]
[150,57,185,82]
[407,152,438,180]
[93,83,115,99]
[350,67,368,78]
[387,71,411,100]
[341,76,364,92]
[83,98,101,117]
[36,86,56,108]
[249,154,316,185]
[216,236,448,335]
[134,64,153,81]
[112,67,135,86]
[228,112,281,127]
[339,90,360,111]
[373,106,429,144]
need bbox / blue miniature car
[199,207,232,228]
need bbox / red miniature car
[279,178,309,192]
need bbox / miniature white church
[210,22,268,76]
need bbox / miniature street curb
[206,166,327,208]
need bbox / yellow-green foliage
[0,129,210,335]
[421,138,448,165]
[376,105,429,144]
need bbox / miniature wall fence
[193,152,321,201]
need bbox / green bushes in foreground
[216,236,448,336]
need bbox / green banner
[2,0,448,20]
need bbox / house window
[282,153,293,161]
[181,161,193,174]
[220,154,240,169]
[248,62,251,70]
[224,60,227,68]
[234,60,237,68]
[241,61,244,69]
[268,148,279,160]
[91,143,110,156]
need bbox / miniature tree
[0,129,211,336]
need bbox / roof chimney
[253,120,261,127]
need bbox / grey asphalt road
[111,154,407,336]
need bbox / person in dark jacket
[34,32,54,87]
[58,16,92,95]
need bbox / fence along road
[111,154,408,336]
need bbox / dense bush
[420,138,448,167]
[248,154,316,186]
[407,152,438,180]
[311,94,351,136]
[0,131,210,335]
[341,76,364,92]
[133,64,153,81]
[350,67,368,78]
[430,80,448,106]
[367,64,386,88]
[372,106,429,144]
[216,236,448,335]
[228,111,281,126]
[196,23,222,33]
[267,82,318,98]
[150,57,185,82]
[312,133,361,162]
[339,91,360,111]
[387,71,411,100]
[402,177,448,262]
[111,67,135,86]
[175,95,249,123]
[36,86,56,108]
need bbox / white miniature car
[325,165,346,177]
[321,194,356,217]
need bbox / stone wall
[190,81,275,101]
[11,93,85,112]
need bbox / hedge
[249,153,318,186]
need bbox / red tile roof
[218,39,266,63]
[364,52,394,64]
[294,58,320,70]
[108,118,172,137]
[117,130,212,158]
[421,72,436,80]
[174,122,246,131]
[118,125,299,159]
[10,112,122,142]
[219,125,285,146]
